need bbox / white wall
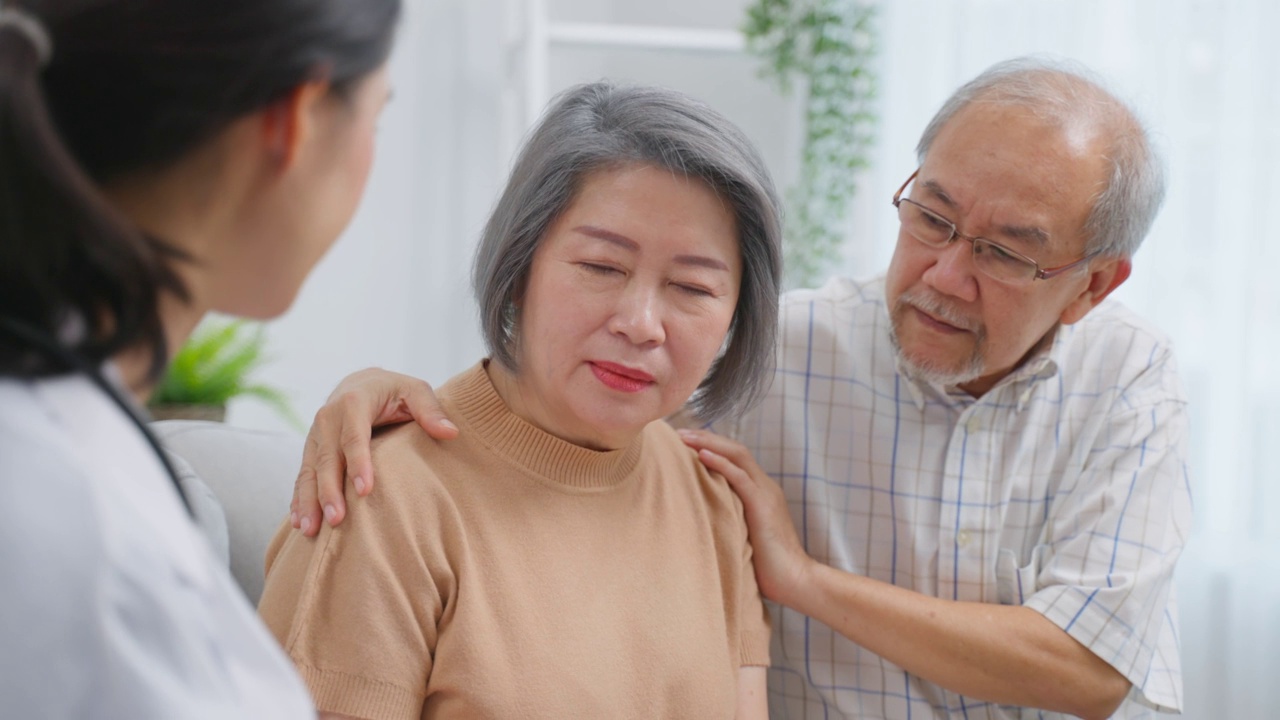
[228,0,506,431]
[542,0,807,233]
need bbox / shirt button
[965,416,980,433]
[956,530,972,547]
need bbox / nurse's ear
[258,79,332,173]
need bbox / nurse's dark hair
[0,0,400,377]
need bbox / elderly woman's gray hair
[472,81,783,422]
[916,56,1166,259]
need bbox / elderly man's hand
[677,429,813,606]
[290,368,458,536]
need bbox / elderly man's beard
[889,288,987,387]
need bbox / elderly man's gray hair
[916,56,1166,259]
[472,81,783,423]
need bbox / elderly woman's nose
[606,285,666,345]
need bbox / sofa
[153,419,305,604]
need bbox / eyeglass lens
[897,200,1036,282]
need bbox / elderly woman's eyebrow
[574,224,639,251]
[573,225,730,271]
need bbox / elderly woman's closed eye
[258,81,782,720]
[482,164,742,453]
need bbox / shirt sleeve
[1021,352,1192,712]
[258,438,461,720]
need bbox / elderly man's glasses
[891,170,1094,284]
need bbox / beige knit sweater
[259,362,770,720]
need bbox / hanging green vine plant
[744,0,877,289]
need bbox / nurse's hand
[290,368,458,536]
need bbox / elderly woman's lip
[590,364,652,394]
[590,360,656,383]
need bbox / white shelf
[547,22,746,54]
[511,0,752,130]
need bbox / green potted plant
[149,318,296,425]
[744,0,878,289]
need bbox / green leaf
[743,0,879,289]
[150,319,296,426]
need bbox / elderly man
[291,58,1190,719]
[679,57,1190,720]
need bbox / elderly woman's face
[509,164,741,450]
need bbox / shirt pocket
[995,546,1045,606]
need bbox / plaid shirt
[727,275,1192,719]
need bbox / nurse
[0,1,400,716]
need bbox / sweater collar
[442,362,645,490]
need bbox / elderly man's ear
[1059,257,1132,326]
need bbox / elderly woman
[258,81,783,719]
[259,81,778,712]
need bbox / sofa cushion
[152,420,303,605]
[166,449,231,567]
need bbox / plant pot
[149,403,227,423]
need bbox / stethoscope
[0,316,194,517]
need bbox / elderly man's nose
[923,238,979,302]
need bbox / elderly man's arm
[793,561,1129,719]
[680,428,1133,720]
